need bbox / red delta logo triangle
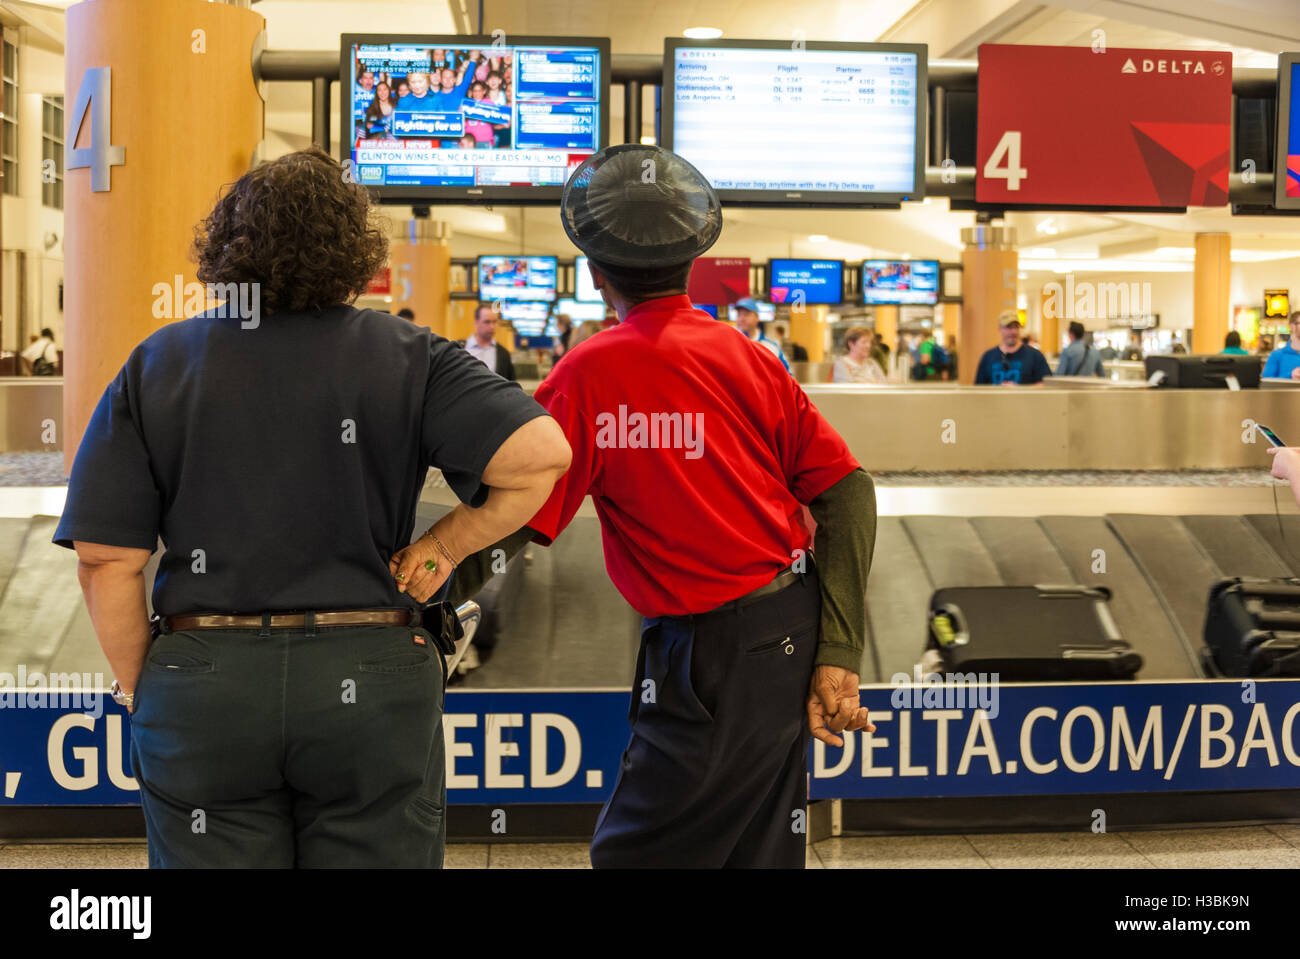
[1130,121,1229,206]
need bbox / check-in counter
[0,378,63,454]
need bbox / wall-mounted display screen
[1276,53,1300,210]
[726,301,776,324]
[862,259,939,305]
[554,297,607,323]
[768,259,844,305]
[663,39,927,206]
[499,300,552,337]
[478,256,558,302]
[342,34,609,203]
[573,256,603,302]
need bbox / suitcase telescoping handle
[1232,581,1300,601]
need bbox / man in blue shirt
[733,297,792,373]
[975,313,1052,385]
[1056,321,1106,377]
[1262,311,1300,379]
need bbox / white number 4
[983,130,1027,191]
[66,66,125,193]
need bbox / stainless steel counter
[0,379,62,454]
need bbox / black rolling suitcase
[1204,578,1300,677]
[927,585,1143,681]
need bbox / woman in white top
[831,326,887,384]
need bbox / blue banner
[813,680,1300,799]
[2,681,1297,806]
[391,112,463,138]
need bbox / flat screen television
[573,255,602,302]
[478,256,558,302]
[554,297,607,323]
[1275,52,1300,210]
[726,301,776,324]
[662,38,927,207]
[341,34,610,203]
[499,300,552,338]
[768,259,844,305]
[862,259,939,305]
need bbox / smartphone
[1257,424,1286,448]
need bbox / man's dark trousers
[590,569,820,868]
[129,623,446,868]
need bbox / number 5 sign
[66,66,125,192]
[975,44,1231,209]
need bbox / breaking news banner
[1,681,1297,806]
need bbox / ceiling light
[684,27,723,40]
[808,234,828,243]
[639,135,657,145]
[1036,217,1059,235]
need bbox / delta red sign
[976,44,1232,208]
[687,258,751,305]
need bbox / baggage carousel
[5,480,1295,689]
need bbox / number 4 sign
[66,66,125,192]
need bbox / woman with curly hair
[53,146,571,868]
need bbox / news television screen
[768,259,844,305]
[478,256,558,302]
[341,34,610,203]
[573,256,602,302]
[1276,52,1300,210]
[862,259,939,305]
[662,39,927,207]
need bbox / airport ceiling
[11,0,1300,269]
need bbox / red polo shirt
[529,294,859,618]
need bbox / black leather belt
[710,566,805,614]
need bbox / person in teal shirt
[1222,331,1248,355]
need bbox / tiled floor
[2,826,1298,868]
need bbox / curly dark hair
[192,146,387,315]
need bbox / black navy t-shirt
[974,344,1052,385]
[53,305,547,616]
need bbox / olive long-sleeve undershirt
[446,467,877,674]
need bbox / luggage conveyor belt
[6,487,1300,688]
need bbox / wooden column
[958,225,1018,385]
[788,304,827,362]
[1192,233,1231,355]
[62,0,264,472]
[873,304,899,355]
[1039,283,1061,355]
[388,219,451,338]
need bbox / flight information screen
[346,38,602,193]
[667,43,923,201]
[1278,57,1300,209]
[862,260,939,305]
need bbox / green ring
[424,560,437,572]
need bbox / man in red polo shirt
[392,144,878,868]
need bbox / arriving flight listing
[349,41,601,188]
[672,46,919,194]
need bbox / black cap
[561,144,722,269]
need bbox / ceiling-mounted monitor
[862,259,938,305]
[662,38,927,207]
[573,255,602,302]
[341,34,610,203]
[768,259,844,305]
[1276,52,1300,210]
[477,256,558,302]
